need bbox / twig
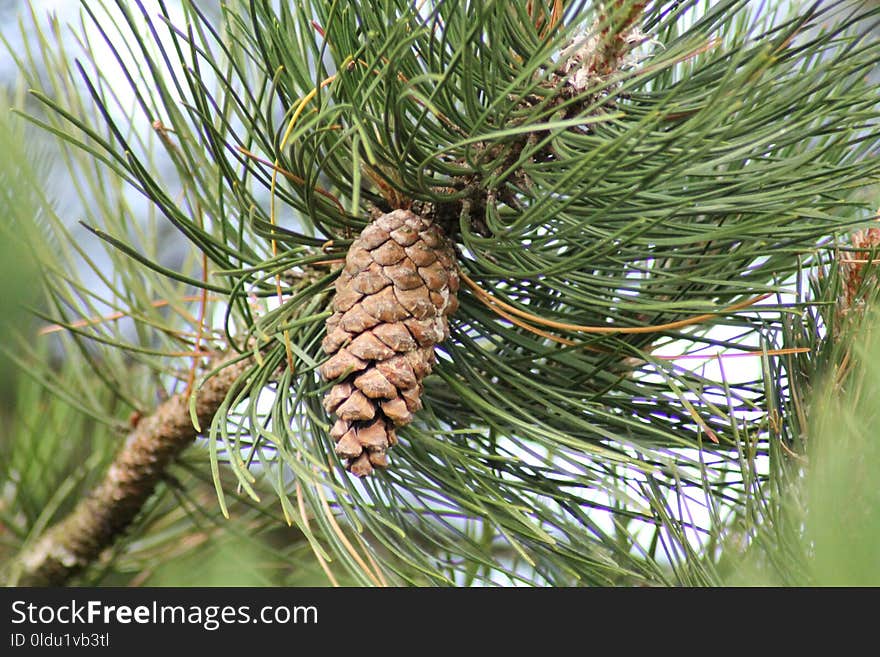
[462,271,772,335]
[295,479,339,587]
[37,295,219,336]
[236,146,345,213]
[10,353,253,586]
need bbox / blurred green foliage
[729,308,880,586]
[0,92,40,404]
[806,317,880,585]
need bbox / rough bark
[12,354,252,586]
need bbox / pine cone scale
[384,260,423,289]
[373,322,417,351]
[320,209,459,476]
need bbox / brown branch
[462,271,772,335]
[11,353,253,587]
[593,1,649,75]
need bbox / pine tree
[2,0,879,587]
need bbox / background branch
[10,353,253,587]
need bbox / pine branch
[10,353,253,587]
[6,0,880,587]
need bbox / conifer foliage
[2,0,879,586]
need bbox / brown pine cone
[320,209,459,476]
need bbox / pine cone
[320,209,459,476]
